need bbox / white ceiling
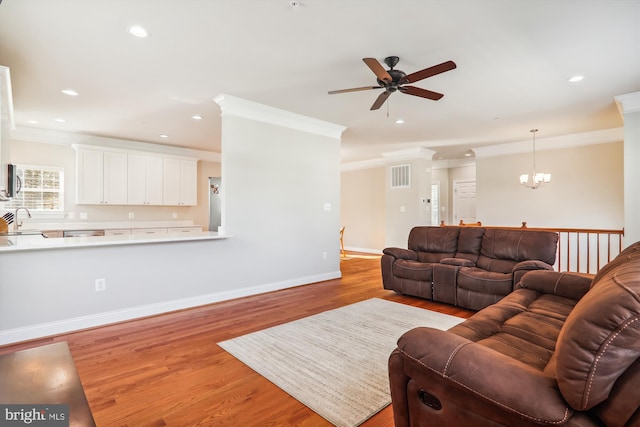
[1,0,638,163]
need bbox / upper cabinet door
[162,157,182,206]
[162,158,197,206]
[127,154,146,205]
[103,151,128,204]
[145,156,164,205]
[179,160,197,206]
[76,148,104,204]
[127,154,163,205]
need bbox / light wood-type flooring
[0,254,473,426]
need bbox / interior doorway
[453,180,477,224]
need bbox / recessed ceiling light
[27,120,39,124]
[395,119,404,124]
[159,134,169,138]
[54,118,66,123]
[128,25,149,38]
[568,75,584,83]
[61,89,78,96]
[192,115,203,120]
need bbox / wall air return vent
[391,164,411,189]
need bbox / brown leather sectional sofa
[388,240,640,427]
[381,226,559,310]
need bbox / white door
[453,180,477,224]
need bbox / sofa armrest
[440,257,475,267]
[382,247,418,260]
[512,259,554,273]
[393,327,573,425]
[517,270,593,300]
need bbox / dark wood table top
[0,341,96,426]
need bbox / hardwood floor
[0,254,473,426]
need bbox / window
[5,165,64,212]
[431,182,440,225]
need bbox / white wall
[340,167,386,252]
[340,140,624,251]
[221,114,342,280]
[476,141,623,228]
[385,158,432,248]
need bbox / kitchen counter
[20,220,198,231]
[0,230,227,252]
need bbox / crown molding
[381,146,436,160]
[615,91,640,115]
[432,157,477,170]
[9,126,221,162]
[341,147,437,171]
[214,93,347,140]
[341,128,623,171]
[473,127,624,159]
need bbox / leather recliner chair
[389,240,640,427]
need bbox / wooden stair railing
[440,221,624,275]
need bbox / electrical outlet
[80,212,88,220]
[172,212,178,219]
[128,212,135,219]
[95,278,106,292]
[322,252,328,260]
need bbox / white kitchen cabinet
[131,228,168,236]
[103,151,128,204]
[163,158,197,206]
[127,154,163,205]
[104,229,131,237]
[76,148,127,205]
[167,226,202,236]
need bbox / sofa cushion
[454,227,485,260]
[554,241,640,411]
[408,226,460,255]
[477,229,558,272]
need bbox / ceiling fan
[328,56,456,110]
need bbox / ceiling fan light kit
[328,56,456,110]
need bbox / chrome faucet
[14,207,31,231]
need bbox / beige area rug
[218,298,464,427]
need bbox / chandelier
[519,129,551,189]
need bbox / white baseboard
[0,271,342,346]
[345,246,383,254]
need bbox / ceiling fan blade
[402,60,457,84]
[400,85,444,100]
[370,90,392,110]
[328,86,381,95]
[363,58,393,83]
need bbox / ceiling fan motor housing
[377,69,407,91]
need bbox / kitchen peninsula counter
[0,230,227,252]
